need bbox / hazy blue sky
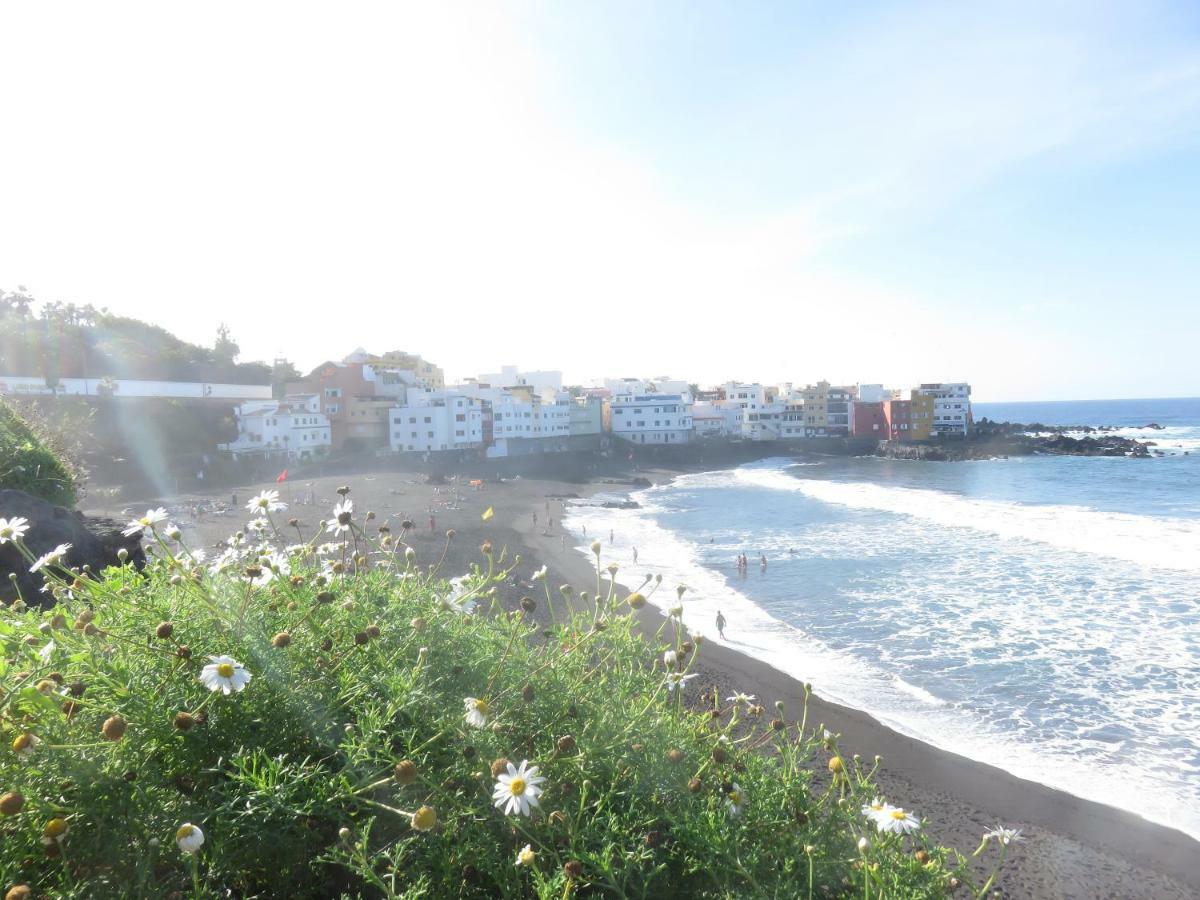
[2,1,1198,400]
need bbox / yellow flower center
[509,777,526,796]
[43,818,68,839]
[890,810,908,820]
[474,699,489,715]
[729,791,742,805]
[13,734,32,752]
[217,663,235,678]
[177,824,195,840]
[518,847,535,864]
[412,805,437,830]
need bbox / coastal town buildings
[215,345,974,457]
[289,349,443,450]
[221,394,331,460]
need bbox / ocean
[565,398,1200,840]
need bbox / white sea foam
[563,464,1200,841]
[733,466,1200,573]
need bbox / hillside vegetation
[0,288,269,385]
[0,399,77,506]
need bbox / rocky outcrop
[0,489,146,608]
[873,429,1153,462]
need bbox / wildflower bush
[0,400,78,507]
[0,492,1015,898]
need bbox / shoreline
[89,465,1200,899]
[515,473,1200,899]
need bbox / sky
[2,1,1199,401]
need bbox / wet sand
[93,467,1200,899]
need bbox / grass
[0,398,78,506]
[0,492,1015,898]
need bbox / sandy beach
[90,464,1200,900]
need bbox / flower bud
[0,791,26,816]
[563,860,584,880]
[589,540,601,556]
[173,712,196,732]
[627,592,646,610]
[394,760,417,785]
[155,622,174,639]
[271,632,292,648]
[101,715,127,742]
[556,735,576,754]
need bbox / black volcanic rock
[0,489,146,608]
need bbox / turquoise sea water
[567,398,1200,839]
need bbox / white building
[222,394,332,459]
[476,366,563,394]
[857,384,901,403]
[916,383,973,436]
[0,375,270,401]
[609,392,693,445]
[388,392,484,453]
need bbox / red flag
[276,468,288,483]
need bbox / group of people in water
[734,552,768,572]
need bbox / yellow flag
[481,506,494,521]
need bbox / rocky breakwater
[875,427,1153,461]
[0,488,147,607]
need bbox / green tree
[213,323,240,365]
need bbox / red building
[884,399,913,441]
[852,401,889,438]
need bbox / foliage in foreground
[0,497,1014,898]
[0,399,77,507]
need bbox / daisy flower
[247,490,286,515]
[515,843,536,867]
[326,500,354,535]
[30,543,72,573]
[726,692,757,706]
[410,806,438,832]
[463,697,490,728]
[665,672,697,693]
[861,797,893,824]
[442,578,478,615]
[725,782,746,817]
[122,508,168,537]
[12,733,39,760]
[0,516,30,545]
[199,656,252,694]
[984,825,1024,846]
[176,823,205,853]
[663,650,678,667]
[532,565,548,582]
[492,759,545,817]
[876,807,922,835]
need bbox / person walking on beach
[716,609,727,640]
[532,511,537,527]
[632,546,638,564]
[760,554,767,569]
[429,514,436,532]
[609,528,614,544]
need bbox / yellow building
[801,381,830,433]
[342,396,396,448]
[908,392,935,441]
[368,351,445,391]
